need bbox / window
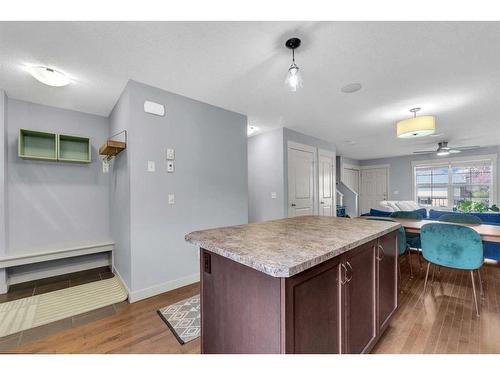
[413,156,497,209]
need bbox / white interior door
[319,151,335,216]
[288,144,315,217]
[360,168,388,214]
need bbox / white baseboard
[128,273,200,303]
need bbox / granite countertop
[185,216,400,278]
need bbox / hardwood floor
[4,256,500,354]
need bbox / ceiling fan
[413,141,480,156]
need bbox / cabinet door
[343,240,377,354]
[377,230,399,332]
[285,256,342,353]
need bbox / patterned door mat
[157,295,200,344]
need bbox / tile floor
[0,266,127,352]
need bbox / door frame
[287,141,318,217]
[359,164,390,214]
[318,149,336,216]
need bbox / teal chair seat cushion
[420,223,484,270]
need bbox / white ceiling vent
[144,101,165,116]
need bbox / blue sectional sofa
[362,208,500,260]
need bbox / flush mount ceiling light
[27,65,71,87]
[396,108,436,138]
[284,38,303,92]
[341,83,362,93]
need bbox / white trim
[287,140,316,153]
[319,149,336,216]
[411,154,497,208]
[128,273,200,303]
[0,241,114,268]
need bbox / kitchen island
[185,216,400,354]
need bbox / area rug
[157,295,200,344]
[0,276,128,338]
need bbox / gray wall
[248,128,285,222]
[109,88,132,290]
[248,127,337,222]
[0,91,6,292]
[114,80,248,298]
[360,146,500,204]
[6,99,112,253]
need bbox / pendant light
[396,108,436,138]
[284,38,303,92]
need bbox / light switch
[271,192,277,199]
[148,161,156,172]
[166,148,175,160]
[168,194,175,204]
[167,160,175,173]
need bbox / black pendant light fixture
[284,37,303,92]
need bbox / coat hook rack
[99,130,127,162]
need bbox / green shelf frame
[18,129,58,161]
[57,134,91,163]
[18,129,92,163]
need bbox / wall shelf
[58,134,91,163]
[18,129,58,161]
[99,139,126,159]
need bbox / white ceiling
[1,21,500,160]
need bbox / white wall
[0,91,7,292]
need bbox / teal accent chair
[390,211,424,268]
[420,223,484,316]
[438,213,482,225]
[367,217,413,277]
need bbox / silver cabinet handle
[340,263,348,285]
[377,244,384,261]
[345,261,353,283]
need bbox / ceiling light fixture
[284,38,303,92]
[27,65,71,87]
[396,108,436,138]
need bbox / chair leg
[431,263,436,283]
[423,262,431,296]
[477,268,484,297]
[470,270,480,317]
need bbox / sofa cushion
[429,209,500,224]
[377,201,396,212]
[369,208,393,217]
[396,200,420,211]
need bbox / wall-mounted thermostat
[144,101,165,116]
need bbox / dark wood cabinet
[342,240,377,354]
[200,229,399,354]
[377,230,399,332]
[284,254,342,354]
